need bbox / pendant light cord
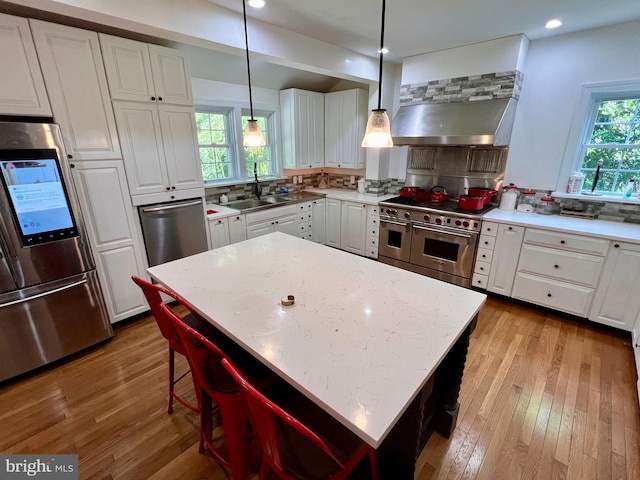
[377,0,386,110]
[242,0,255,121]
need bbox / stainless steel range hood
[392,98,517,146]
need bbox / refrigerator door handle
[0,279,87,308]
[141,200,203,213]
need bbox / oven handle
[413,224,474,240]
[381,219,410,228]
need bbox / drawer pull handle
[554,264,559,269]
[480,267,484,271]
[482,254,486,258]
[560,240,566,244]
[487,228,491,232]
[614,244,620,248]
[484,241,489,245]
[547,293,552,297]
[508,227,513,230]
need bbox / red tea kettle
[429,186,447,202]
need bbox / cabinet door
[229,215,247,244]
[209,218,230,249]
[280,89,323,169]
[113,101,169,195]
[323,92,341,168]
[589,242,640,331]
[312,199,326,244]
[274,215,298,237]
[325,198,342,248]
[158,104,203,191]
[0,13,51,116]
[99,34,156,102]
[148,44,193,105]
[30,20,121,160]
[247,222,275,239]
[487,224,524,296]
[340,201,367,255]
[324,89,366,168]
[70,160,148,322]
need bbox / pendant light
[242,0,266,147]
[362,0,393,148]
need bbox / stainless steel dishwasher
[139,198,209,267]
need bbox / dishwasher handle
[141,199,203,213]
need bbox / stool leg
[199,391,213,454]
[168,348,175,414]
[218,394,248,480]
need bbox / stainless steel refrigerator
[0,121,112,382]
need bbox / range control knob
[455,220,462,226]
[404,212,411,219]
[423,214,430,222]
[385,208,392,214]
[462,221,470,227]
[435,217,443,225]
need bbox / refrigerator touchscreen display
[0,149,78,246]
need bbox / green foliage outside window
[580,98,640,193]
[196,112,233,181]
[242,116,271,177]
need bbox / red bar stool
[160,303,252,480]
[222,357,379,480]
[132,275,203,414]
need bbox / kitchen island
[148,232,486,478]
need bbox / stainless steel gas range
[378,196,496,287]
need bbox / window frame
[557,79,640,198]
[195,101,280,186]
[195,106,237,183]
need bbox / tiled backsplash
[399,71,523,106]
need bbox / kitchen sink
[226,196,292,213]
[264,195,292,205]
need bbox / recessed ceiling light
[545,19,562,29]
[248,0,265,7]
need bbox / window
[195,106,278,185]
[577,96,640,194]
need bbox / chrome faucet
[253,162,260,199]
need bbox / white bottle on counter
[566,172,585,194]
[499,184,518,211]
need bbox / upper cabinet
[324,89,367,169]
[30,20,121,161]
[0,13,51,117]
[280,88,324,169]
[100,34,193,106]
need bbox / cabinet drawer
[367,247,378,259]
[518,244,604,287]
[369,236,379,248]
[481,222,499,237]
[472,273,488,289]
[246,204,297,224]
[474,260,491,275]
[369,215,379,228]
[299,232,313,241]
[368,205,380,216]
[369,226,379,238]
[297,202,312,212]
[512,272,594,317]
[298,213,313,223]
[478,235,496,250]
[476,247,494,263]
[297,222,313,233]
[524,228,609,256]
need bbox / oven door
[410,224,478,278]
[379,219,412,262]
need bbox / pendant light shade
[242,0,266,147]
[362,0,393,148]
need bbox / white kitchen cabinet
[512,228,607,318]
[245,204,299,239]
[208,218,230,249]
[632,312,640,404]
[340,201,367,256]
[0,13,51,116]
[324,89,367,169]
[280,89,324,169]
[29,20,121,161]
[312,199,326,244]
[366,204,380,258]
[99,34,193,106]
[113,101,203,201]
[588,242,640,331]
[229,214,247,244]
[69,160,148,323]
[486,223,525,296]
[325,198,342,248]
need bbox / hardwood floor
[0,296,638,479]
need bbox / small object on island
[281,295,295,306]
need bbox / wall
[505,20,640,190]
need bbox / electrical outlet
[292,176,297,184]
[350,175,355,184]
[298,175,303,183]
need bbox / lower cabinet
[208,217,230,249]
[366,205,380,259]
[588,242,640,331]
[70,160,148,323]
[340,201,367,256]
[486,223,525,296]
[246,204,299,239]
[312,199,326,244]
[325,198,342,248]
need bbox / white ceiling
[208,0,640,61]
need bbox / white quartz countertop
[147,232,486,447]
[484,209,640,244]
[205,203,241,220]
[304,187,396,204]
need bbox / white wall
[506,20,640,190]
[192,77,280,108]
[401,35,529,85]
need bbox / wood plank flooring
[0,296,638,479]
